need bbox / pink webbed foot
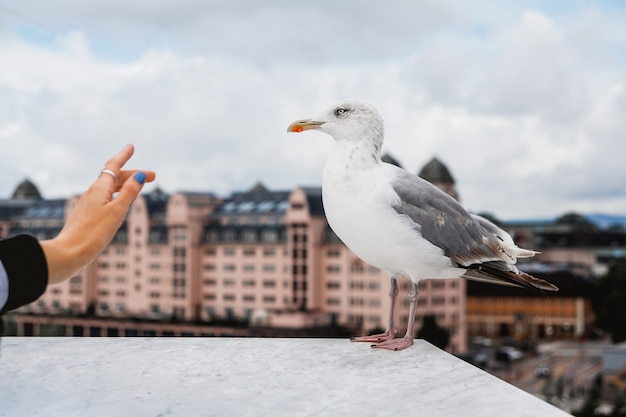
[371,337,413,351]
[350,329,397,344]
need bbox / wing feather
[387,165,558,292]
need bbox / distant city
[2,155,626,414]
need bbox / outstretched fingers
[96,144,135,189]
[113,171,156,209]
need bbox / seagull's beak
[287,119,324,133]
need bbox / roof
[11,179,43,200]
[0,198,65,221]
[300,187,324,216]
[418,157,455,184]
[212,186,291,218]
[143,188,170,217]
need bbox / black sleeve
[0,235,49,314]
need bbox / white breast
[322,153,465,281]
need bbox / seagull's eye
[334,107,348,117]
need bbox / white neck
[324,139,382,184]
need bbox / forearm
[0,235,48,314]
[39,238,92,285]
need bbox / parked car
[495,346,523,362]
[534,367,551,378]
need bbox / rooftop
[0,337,570,417]
[418,157,455,184]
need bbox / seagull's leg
[372,281,418,351]
[350,275,399,343]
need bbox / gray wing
[389,166,558,292]
[389,167,503,267]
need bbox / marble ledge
[0,337,571,417]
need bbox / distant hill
[501,213,626,230]
[585,214,626,230]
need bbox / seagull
[287,99,558,351]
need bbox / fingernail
[134,171,146,185]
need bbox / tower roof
[11,179,43,200]
[418,157,455,184]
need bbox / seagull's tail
[509,247,540,259]
[462,262,558,293]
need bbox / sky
[0,1,625,220]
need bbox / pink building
[3,159,468,353]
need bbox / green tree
[592,259,626,343]
[416,314,450,350]
[574,373,603,417]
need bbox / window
[243,247,256,256]
[262,280,276,288]
[223,231,236,241]
[263,295,276,303]
[263,248,276,257]
[262,264,276,272]
[431,281,445,290]
[432,297,445,306]
[262,230,278,243]
[326,265,341,273]
[350,281,364,290]
[242,230,257,242]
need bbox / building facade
[1,162,468,353]
[9,157,617,351]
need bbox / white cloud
[0,1,625,221]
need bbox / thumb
[114,171,147,209]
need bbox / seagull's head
[287,99,384,145]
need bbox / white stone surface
[0,338,571,417]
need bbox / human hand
[40,144,156,284]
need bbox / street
[479,339,609,414]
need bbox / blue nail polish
[134,171,146,185]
